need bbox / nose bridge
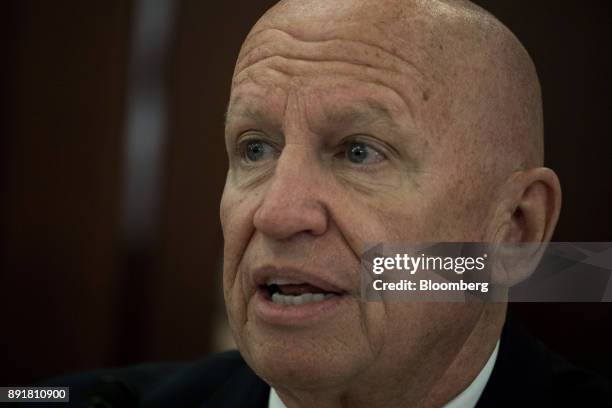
[275,143,313,186]
[273,89,321,192]
[253,143,328,239]
[272,143,327,207]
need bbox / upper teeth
[271,292,333,305]
[266,278,306,286]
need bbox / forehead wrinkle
[231,66,419,129]
[234,27,429,86]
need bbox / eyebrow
[322,101,401,130]
[225,99,402,131]
[225,104,268,127]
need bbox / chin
[235,324,368,390]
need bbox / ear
[486,167,562,286]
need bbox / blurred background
[1,0,611,386]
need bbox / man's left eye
[345,142,385,164]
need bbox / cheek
[369,302,483,377]
[371,189,481,242]
[220,184,260,322]
[221,184,258,270]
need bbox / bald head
[222,2,560,406]
[234,0,543,185]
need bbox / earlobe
[488,167,562,286]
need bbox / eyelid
[340,134,393,160]
[235,130,272,149]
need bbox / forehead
[233,22,433,93]
[228,25,436,130]
[227,77,413,131]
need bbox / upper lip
[250,265,346,294]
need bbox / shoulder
[36,350,268,407]
[477,315,612,407]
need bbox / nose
[253,145,328,240]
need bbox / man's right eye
[242,140,277,163]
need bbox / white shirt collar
[268,341,499,408]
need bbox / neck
[275,303,506,408]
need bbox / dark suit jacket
[37,316,611,407]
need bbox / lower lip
[251,289,348,326]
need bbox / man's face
[220,13,491,392]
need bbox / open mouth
[261,279,343,306]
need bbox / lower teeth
[271,292,334,305]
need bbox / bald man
[219,0,558,406]
[41,1,610,407]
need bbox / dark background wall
[1,0,610,386]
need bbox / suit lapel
[203,363,270,408]
[476,313,551,407]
